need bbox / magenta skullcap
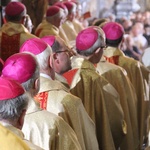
[46,6,61,17]
[5,2,26,16]
[76,28,98,51]
[41,36,56,47]
[63,1,75,11]
[102,22,124,40]
[20,38,48,55]
[54,2,67,10]
[0,77,24,101]
[2,53,36,84]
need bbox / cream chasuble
[35,76,99,150]
[63,56,127,150]
[35,20,59,38]
[22,97,82,150]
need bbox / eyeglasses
[55,50,69,53]
[100,45,107,49]
[55,49,73,57]
[100,45,107,50]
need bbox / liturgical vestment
[96,56,139,150]
[22,97,82,150]
[0,122,43,150]
[35,20,59,38]
[104,46,150,148]
[63,56,126,150]
[61,20,77,42]
[0,22,37,61]
[35,74,99,150]
[0,123,30,150]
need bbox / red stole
[34,92,48,110]
[63,69,78,86]
[104,55,119,65]
[1,33,20,61]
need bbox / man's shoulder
[120,55,140,67]
[25,109,63,124]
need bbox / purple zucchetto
[2,53,36,84]
[5,2,26,17]
[76,28,99,51]
[41,36,56,47]
[102,22,124,40]
[46,6,61,17]
[20,38,50,55]
[0,77,24,100]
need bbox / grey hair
[36,45,52,70]
[21,53,40,96]
[68,2,77,15]
[46,8,64,22]
[51,39,63,53]
[0,92,29,122]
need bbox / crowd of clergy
[0,0,150,150]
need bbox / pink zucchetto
[54,2,68,15]
[102,22,124,40]
[76,28,98,51]
[0,77,24,101]
[46,6,61,17]
[63,1,76,13]
[20,38,48,55]
[2,53,36,84]
[41,36,56,47]
[54,2,67,10]
[5,2,26,17]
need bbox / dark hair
[92,18,108,27]
[51,40,62,53]
[5,10,26,22]
[106,36,123,47]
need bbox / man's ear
[21,16,26,25]
[49,54,56,80]
[95,47,101,54]
[49,54,54,69]
[50,53,59,68]
[52,53,57,60]
[35,78,40,91]
[17,109,26,130]
[4,15,8,22]
[119,37,125,49]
